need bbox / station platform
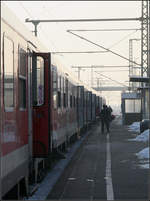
[28,117,149,200]
[45,117,149,200]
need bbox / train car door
[32,52,51,157]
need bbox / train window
[57,91,61,108]
[19,47,27,109]
[32,56,44,106]
[63,93,66,108]
[52,70,57,91]
[53,92,57,109]
[61,78,64,107]
[19,48,26,77]
[65,79,68,107]
[58,75,61,91]
[52,68,57,109]
[4,36,14,109]
[62,77,64,93]
[73,96,76,107]
[70,95,72,108]
[36,57,44,105]
[19,79,26,108]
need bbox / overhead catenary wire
[18,1,141,88]
[52,51,107,54]
[40,5,65,52]
[35,4,62,52]
[71,65,137,68]
[19,2,34,19]
[95,71,128,87]
[31,4,141,58]
[21,3,141,68]
[108,30,139,49]
[67,30,141,67]
[95,70,129,72]
[52,29,139,54]
[25,16,146,37]
[39,4,83,64]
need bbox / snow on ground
[136,147,149,159]
[128,122,140,133]
[136,147,149,169]
[128,123,149,169]
[139,164,149,169]
[129,129,149,142]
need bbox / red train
[1,3,105,199]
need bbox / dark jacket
[100,106,111,121]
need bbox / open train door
[32,52,52,158]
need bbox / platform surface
[47,117,149,200]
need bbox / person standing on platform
[100,104,111,134]
[108,105,113,114]
[108,105,113,122]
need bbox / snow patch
[129,129,149,142]
[135,147,149,169]
[136,147,149,159]
[128,122,140,133]
[138,163,149,169]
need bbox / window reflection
[4,36,14,109]
[36,57,44,105]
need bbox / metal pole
[25,17,146,36]
[141,0,149,119]
[129,39,133,90]
[32,21,40,36]
[25,17,143,23]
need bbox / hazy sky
[3,1,142,111]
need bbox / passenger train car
[1,3,105,199]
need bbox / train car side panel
[1,18,29,197]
